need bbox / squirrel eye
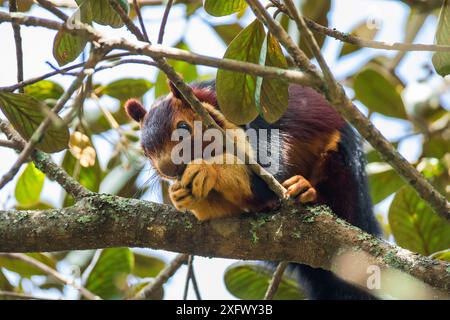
[176,121,191,133]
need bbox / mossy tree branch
[0,195,448,297]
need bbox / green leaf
[15,202,54,210]
[0,91,70,153]
[432,0,450,76]
[14,162,45,207]
[259,33,289,123]
[368,167,404,204]
[203,0,247,17]
[366,142,399,163]
[132,253,165,278]
[24,80,64,102]
[423,136,450,159]
[430,249,450,262]
[299,0,331,58]
[90,0,129,28]
[0,253,56,278]
[100,78,152,101]
[216,20,266,125]
[52,1,91,66]
[0,270,13,292]
[53,29,88,67]
[212,23,243,45]
[85,248,134,299]
[339,21,379,57]
[154,42,198,98]
[388,186,450,256]
[224,263,304,300]
[354,68,407,119]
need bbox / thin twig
[269,1,450,53]
[189,257,202,300]
[283,0,339,96]
[0,139,19,150]
[245,0,450,220]
[182,255,193,300]
[0,120,91,198]
[264,261,289,300]
[133,0,150,42]
[0,53,141,92]
[134,253,188,300]
[36,0,69,21]
[109,0,146,41]
[157,0,173,44]
[9,0,24,93]
[0,253,100,300]
[0,50,102,191]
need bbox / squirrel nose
[157,161,186,179]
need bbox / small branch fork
[0,253,100,300]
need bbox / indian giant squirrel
[125,80,381,299]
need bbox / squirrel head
[125,81,235,180]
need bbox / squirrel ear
[125,99,147,122]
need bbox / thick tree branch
[0,195,448,296]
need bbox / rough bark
[0,194,449,295]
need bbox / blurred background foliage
[0,0,449,299]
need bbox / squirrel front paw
[179,160,217,199]
[282,175,317,204]
[169,181,197,211]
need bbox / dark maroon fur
[125,99,147,122]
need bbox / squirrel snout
[156,159,186,180]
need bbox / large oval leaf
[203,0,247,17]
[24,80,64,102]
[85,248,134,299]
[368,167,404,204]
[132,253,165,278]
[216,20,266,125]
[432,0,450,77]
[0,91,69,153]
[354,68,407,119]
[259,33,289,123]
[53,29,88,67]
[90,0,129,28]
[212,23,243,45]
[224,263,304,300]
[15,162,45,207]
[388,186,450,256]
[100,78,152,101]
[53,1,91,67]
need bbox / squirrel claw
[282,175,317,204]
